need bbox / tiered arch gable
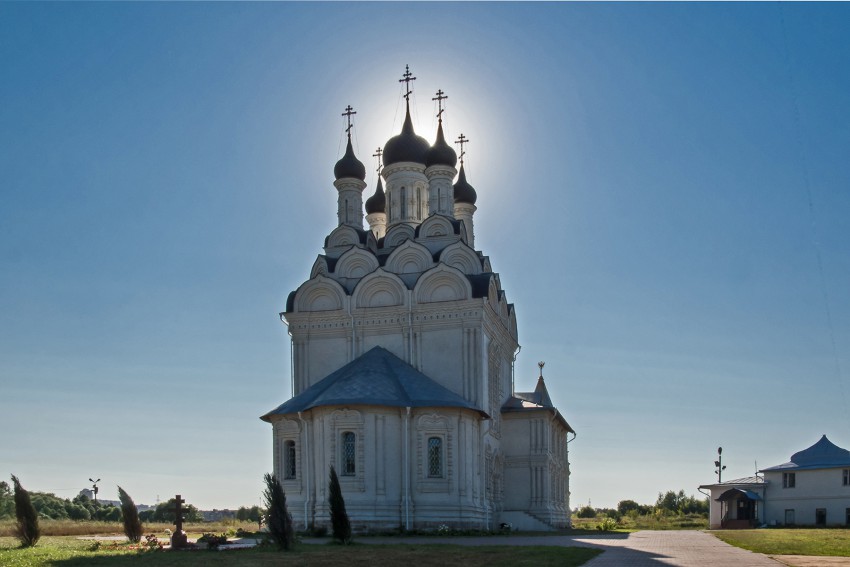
[487,277,501,307]
[456,219,470,246]
[383,223,415,249]
[414,264,472,304]
[292,275,347,312]
[310,256,331,278]
[507,306,518,339]
[386,240,434,275]
[335,247,380,279]
[498,291,510,319]
[416,214,458,239]
[352,269,408,309]
[325,225,365,250]
[366,231,379,254]
[438,242,483,275]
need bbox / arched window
[427,437,443,478]
[284,440,296,480]
[400,187,407,219]
[415,187,420,219]
[342,431,356,476]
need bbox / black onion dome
[334,136,366,181]
[383,103,430,166]
[425,121,457,168]
[453,164,477,205]
[364,177,386,214]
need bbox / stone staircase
[499,510,557,532]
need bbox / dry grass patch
[0,520,257,537]
[0,537,602,567]
[713,529,850,556]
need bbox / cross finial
[399,64,416,101]
[538,361,545,378]
[432,89,448,121]
[372,147,383,174]
[342,105,356,136]
[455,133,469,165]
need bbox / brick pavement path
[337,530,785,567]
[573,530,784,566]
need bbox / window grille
[284,440,296,480]
[342,432,356,476]
[428,437,443,478]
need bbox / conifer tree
[11,475,40,547]
[263,473,295,550]
[117,486,143,543]
[328,465,351,544]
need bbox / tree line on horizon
[576,489,709,520]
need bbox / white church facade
[261,68,574,532]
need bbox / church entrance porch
[717,488,759,529]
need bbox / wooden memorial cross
[170,494,186,532]
[169,494,189,548]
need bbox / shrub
[11,475,40,547]
[576,505,597,519]
[118,486,143,543]
[263,473,294,550]
[328,466,351,544]
[66,504,91,520]
[617,499,641,515]
[197,532,228,549]
[596,517,619,532]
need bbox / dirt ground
[772,557,850,567]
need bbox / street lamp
[714,447,726,483]
[88,478,101,504]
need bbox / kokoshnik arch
[261,66,575,531]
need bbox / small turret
[333,105,367,228]
[425,89,458,217]
[365,148,387,239]
[452,134,477,246]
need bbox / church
[261,67,574,532]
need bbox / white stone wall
[501,411,571,529]
[762,468,850,526]
[270,406,487,530]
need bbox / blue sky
[1,2,848,511]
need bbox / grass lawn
[712,529,850,556]
[0,537,603,567]
[570,513,707,532]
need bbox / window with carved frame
[284,440,297,480]
[427,437,443,478]
[341,431,356,476]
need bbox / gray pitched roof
[698,475,765,489]
[261,346,487,421]
[760,435,850,472]
[502,374,574,434]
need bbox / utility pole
[714,447,726,483]
[88,478,101,504]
